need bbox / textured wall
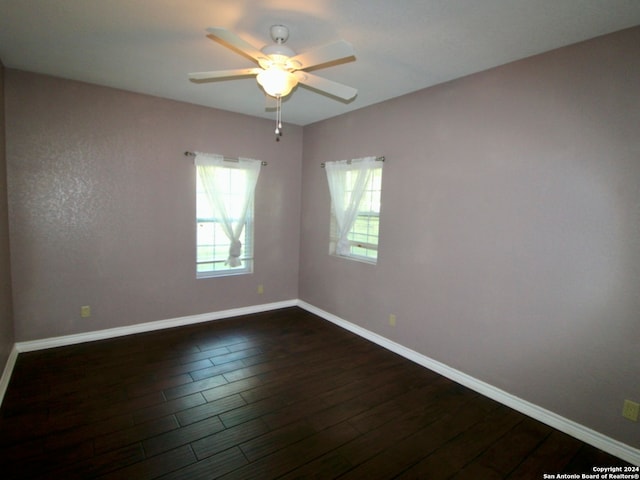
[0,62,15,369]
[300,27,640,448]
[5,71,302,341]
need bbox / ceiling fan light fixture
[256,66,298,97]
[191,25,358,139]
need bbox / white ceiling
[1,0,639,126]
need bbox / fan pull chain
[275,95,283,141]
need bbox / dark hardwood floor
[0,307,631,479]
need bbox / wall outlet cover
[622,399,639,422]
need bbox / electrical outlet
[622,399,639,422]
[80,305,91,318]
[389,314,397,327]
[257,284,264,295]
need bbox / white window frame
[327,158,383,264]
[195,156,259,278]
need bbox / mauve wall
[300,27,640,448]
[5,70,302,341]
[0,62,15,368]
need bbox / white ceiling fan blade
[294,71,357,100]
[206,27,267,63]
[289,40,355,70]
[189,68,261,82]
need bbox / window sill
[331,253,377,266]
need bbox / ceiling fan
[189,25,357,138]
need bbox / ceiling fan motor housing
[261,44,296,58]
[261,26,298,70]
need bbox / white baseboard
[296,300,640,467]
[15,300,298,353]
[1,298,638,466]
[0,300,297,405]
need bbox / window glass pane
[329,163,383,264]
[196,164,253,278]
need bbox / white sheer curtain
[195,153,261,267]
[325,156,377,256]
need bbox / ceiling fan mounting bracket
[270,25,289,44]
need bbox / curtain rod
[320,156,385,168]
[184,151,268,166]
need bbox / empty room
[0,1,639,478]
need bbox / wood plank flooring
[0,307,632,479]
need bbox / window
[195,154,261,278]
[326,157,383,264]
